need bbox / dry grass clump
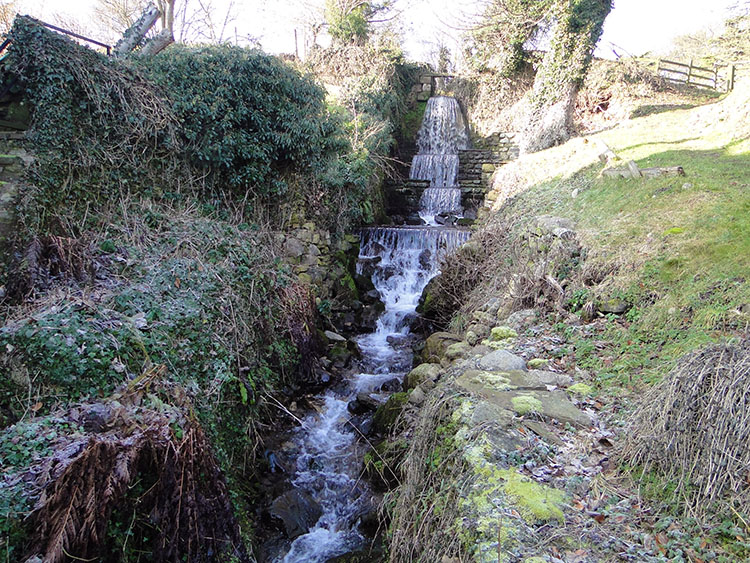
[387,393,470,562]
[427,212,582,330]
[622,340,750,514]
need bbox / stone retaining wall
[0,134,32,251]
[384,179,430,216]
[471,132,519,160]
[277,221,381,335]
[458,143,518,211]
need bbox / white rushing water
[410,96,470,224]
[276,96,471,563]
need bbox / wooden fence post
[687,59,694,86]
[729,65,736,91]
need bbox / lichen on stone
[468,370,513,391]
[491,326,518,341]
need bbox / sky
[15,0,739,63]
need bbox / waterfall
[409,96,470,224]
[274,97,471,563]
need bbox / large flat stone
[269,489,323,539]
[456,374,591,428]
[457,368,572,393]
[478,349,526,372]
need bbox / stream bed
[270,97,471,562]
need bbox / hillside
[381,80,750,562]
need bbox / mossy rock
[490,326,518,341]
[329,342,353,366]
[421,332,462,364]
[445,341,472,362]
[336,271,360,301]
[597,298,629,314]
[372,392,409,435]
[511,395,543,415]
[567,383,593,396]
[499,468,566,522]
[472,310,495,326]
[404,363,442,391]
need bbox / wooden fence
[657,59,737,92]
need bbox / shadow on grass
[630,103,698,118]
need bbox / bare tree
[176,0,238,44]
[96,0,242,46]
[0,0,20,36]
[291,0,327,56]
[94,0,145,39]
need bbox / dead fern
[25,368,251,563]
[5,236,92,301]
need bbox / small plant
[567,288,590,312]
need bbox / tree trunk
[519,0,612,154]
[139,28,174,57]
[113,2,160,56]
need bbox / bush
[145,45,345,197]
[3,17,351,233]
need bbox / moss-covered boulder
[404,363,442,391]
[372,392,409,435]
[445,341,472,362]
[421,332,463,364]
[490,326,518,341]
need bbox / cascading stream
[275,97,471,562]
[410,96,470,224]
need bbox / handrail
[35,19,113,55]
[0,16,113,56]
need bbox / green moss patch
[511,395,543,415]
[499,468,566,522]
[567,383,593,395]
[491,326,518,341]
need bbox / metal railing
[0,16,113,56]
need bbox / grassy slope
[487,85,750,386]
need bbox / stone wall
[278,221,336,290]
[471,132,519,159]
[0,133,33,252]
[408,73,457,103]
[458,141,518,211]
[384,179,430,218]
[277,220,382,335]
